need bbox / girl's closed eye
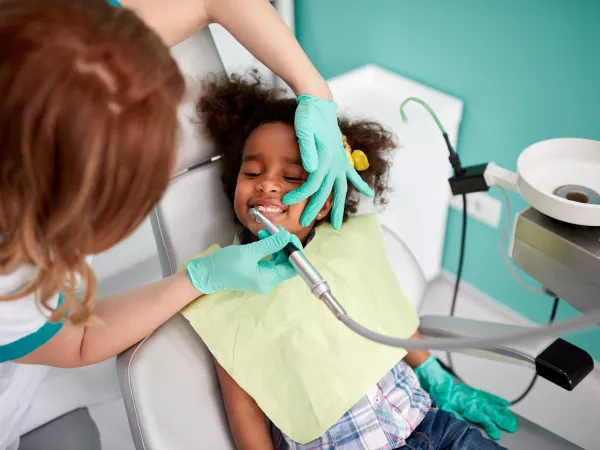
[283,175,305,183]
[244,172,261,178]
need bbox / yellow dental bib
[182,214,419,444]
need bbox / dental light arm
[248,208,600,354]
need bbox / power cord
[439,206,560,406]
[443,188,561,405]
[399,97,559,405]
[497,187,546,295]
[447,194,467,373]
[450,195,467,319]
[399,98,467,373]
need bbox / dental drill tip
[249,206,266,217]
[248,207,263,223]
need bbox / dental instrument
[400,98,597,399]
[249,207,346,318]
[400,98,550,405]
[249,206,599,362]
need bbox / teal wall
[296,0,600,360]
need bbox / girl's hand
[414,355,518,440]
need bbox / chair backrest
[152,32,237,276]
[117,28,237,450]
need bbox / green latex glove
[187,229,297,294]
[414,356,518,440]
[283,94,374,230]
[258,227,304,266]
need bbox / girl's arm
[403,331,431,368]
[214,359,275,450]
[121,0,332,99]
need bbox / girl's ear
[315,194,333,221]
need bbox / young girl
[183,72,517,450]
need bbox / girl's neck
[240,227,315,247]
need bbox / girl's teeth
[256,205,283,213]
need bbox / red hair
[0,0,185,323]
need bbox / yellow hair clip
[342,135,369,171]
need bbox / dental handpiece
[247,208,600,352]
[248,208,347,318]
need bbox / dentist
[0,0,372,448]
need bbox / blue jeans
[401,404,508,450]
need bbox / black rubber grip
[535,338,593,391]
[282,242,300,258]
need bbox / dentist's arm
[18,230,296,368]
[120,0,332,100]
[120,0,371,228]
[19,271,200,368]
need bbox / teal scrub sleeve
[0,294,65,363]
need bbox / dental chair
[117,29,583,450]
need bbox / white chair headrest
[152,29,235,276]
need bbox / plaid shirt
[237,229,430,449]
[271,360,431,450]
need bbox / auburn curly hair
[0,0,184,323]
[197,71,397,222]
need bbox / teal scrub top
[0,294,65,363]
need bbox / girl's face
[234,122,331,243]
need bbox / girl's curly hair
[197,71,397,221]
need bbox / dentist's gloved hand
[258,227,304,266]
[414,356,518,440]
[186,229,297,295]
[283,94,374,230]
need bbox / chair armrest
[117,314,235,450]
[419,315,539,368]
[419,315,593,390]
